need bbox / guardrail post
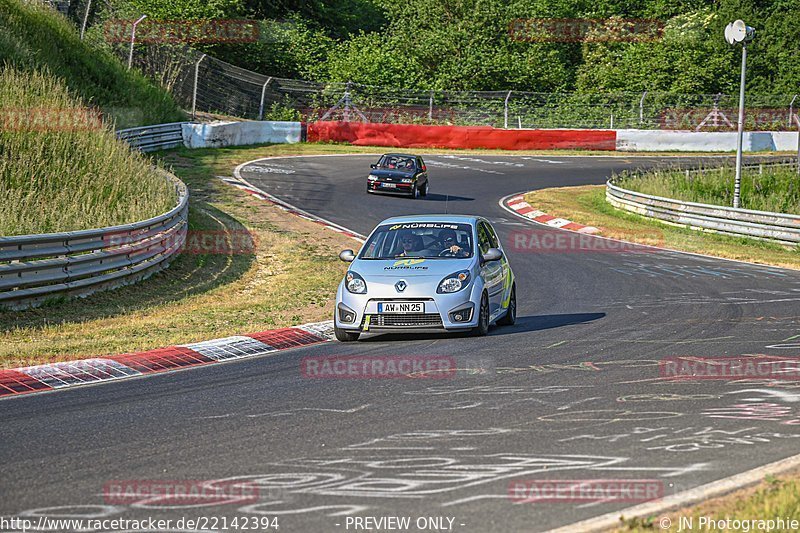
[191,54,206,122]
[257,77,273,121]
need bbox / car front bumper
[335,280,481,333]
[367,180,414,193]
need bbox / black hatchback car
[366,153,429,199]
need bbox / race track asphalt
[2,153,799,533]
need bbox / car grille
[367,313,443,328]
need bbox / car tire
[421,181,429,197]
[334,323,360,342]
[472,293,490,336]
[412,184,420,199]
[497,284,516,326]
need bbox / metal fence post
[127,15,147,70]
[504,91,512,129]
[191,54,206,121]
[79,0,92,40]
[789,95,798,128]
[639,91,647,125]
[428,91,434,122]
[794,113,800,175]
[258,77,273,120]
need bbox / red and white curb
[505,194,599,234]
[0,321,334,399]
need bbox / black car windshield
[375,155,416,171]
[360,222,474,259]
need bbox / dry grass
[613,470,800,532]
[0,144,363,368]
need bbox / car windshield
[375,155,416,170]
[360,222,474,259]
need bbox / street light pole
[733,42,747,209]
[724,19,755,209]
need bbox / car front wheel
[411,184,420,199]
[497,284,516,326]
[472,293,490,336]
[421,181,429,197]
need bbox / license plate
[378,302,424,314]
[381,182,397,188]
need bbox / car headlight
[345,271,367,294]
[368,175,378,181]
[437,270,470,294]
[400,178,413,183]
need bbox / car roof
[381,153,419,158]
[378,214,480,226]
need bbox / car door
[477,221,504,317]
[416,156,427,187]
[485,220,512,311]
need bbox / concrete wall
[182,121,302,148]
[617,129,799,152]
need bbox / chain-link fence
[126,45,799,130]
[46,0,800,130]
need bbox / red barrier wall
[307,121,617,151]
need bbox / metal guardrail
[1,119,191,311]
[607,163,800,245]
[0,174,188,310]
[116,122,187,152]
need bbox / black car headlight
[345,271,367,294]
[437,270,471,294]
[368,174,378,181]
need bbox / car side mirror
[482,248,503,263]
[370,164,377,169]
[339,249,356,262]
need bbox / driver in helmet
[438,229,469,257]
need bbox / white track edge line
[545,452,800,533]
[234,155,373,241]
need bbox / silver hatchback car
[334,215,516,342]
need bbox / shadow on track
[359,312,605,342]
[422,193,474,202]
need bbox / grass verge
[0,67,176,235]
[616,164,800,214]
[0,144,366,369]
[613,470,800,532]
[523,185,800,270]
[0,0,184,127]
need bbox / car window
[377,155,416,170]
[360,222,474,259]
[477,222,492,255]
[485,222,500,249]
